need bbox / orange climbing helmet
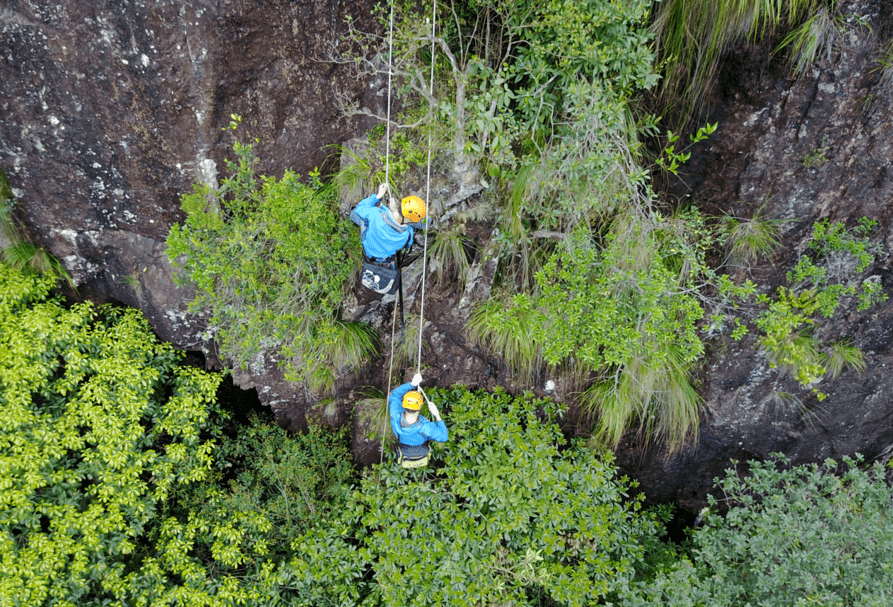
[401,196,427,223]
[402,390,423,411]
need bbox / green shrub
[628,455,893,606]
[0,262,232,605]
[472,213,712,452]
[166,415,356,567]
[720,217,885,399]
[166,129,374,393]
[288,387,664,607]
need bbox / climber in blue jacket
[388,372,448,468]
[350,183,427,263]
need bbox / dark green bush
[628,455,893,606]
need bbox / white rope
[380,1,437,463]
[383,0,395,190]
[380,0,397,464]
[415,0,437,376]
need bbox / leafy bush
[288,387,664,606]
[166,127,375,392]
[473,213,712,452]
[719,217,884,398]
[168,415,356,564]
[0,262,230,605]
[628,455,893,606]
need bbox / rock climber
[350,183,427,294]
[388,372,447,468]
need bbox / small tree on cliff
[166,120,376,393]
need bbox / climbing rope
[383,0,395,190]
[415,3,437,377]
[380,0,398,464]
[380,0,438,460]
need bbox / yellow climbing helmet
[402,390,423,411]
[401,196,427,223]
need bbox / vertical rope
[380,0,397,464]
[381,297,399,464]
[383,0,396,191]
[415,1,437,376]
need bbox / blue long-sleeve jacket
[350,194,414,260]
[388,382,448,446]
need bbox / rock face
[614,0,893,514]
[1,0,379,353]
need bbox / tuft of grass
[428,223,473,289]
[874,38,893,92]
[328,144,386,211]
[776,5,841,77]
[824,339,866,380]
[721,204,784,267]
[466,295,543,386]
[293,320,379,394]
[389,313,427,372]
[580,345,700,454]
[766,389,813,421]
[2,241,74,288]
[651,0,827,118]
[354,387,391,443]
[121,273,143,293]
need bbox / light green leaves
[0,264,224,605]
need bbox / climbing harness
[397,441,429,468]
[361,252,400,295]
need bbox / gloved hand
[427,401,441,421]
[376,182,389,200]
[411,372,423,387]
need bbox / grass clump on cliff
[166,117,375,393]
[650,0,836,117]
[0,169,73,288]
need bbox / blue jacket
[388,382,448,446]
[350,194,414,260]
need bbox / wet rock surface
[3,0,893,513]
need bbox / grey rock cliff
[1,0,378,353]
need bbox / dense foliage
[0,263,226,604]
[628,456,893,606]
[166,121,374,393]
[288,386,665,606]
[2,262,890,605]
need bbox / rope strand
[380,0,397,463]
[383,0,395,190]
[416,1,437,376]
